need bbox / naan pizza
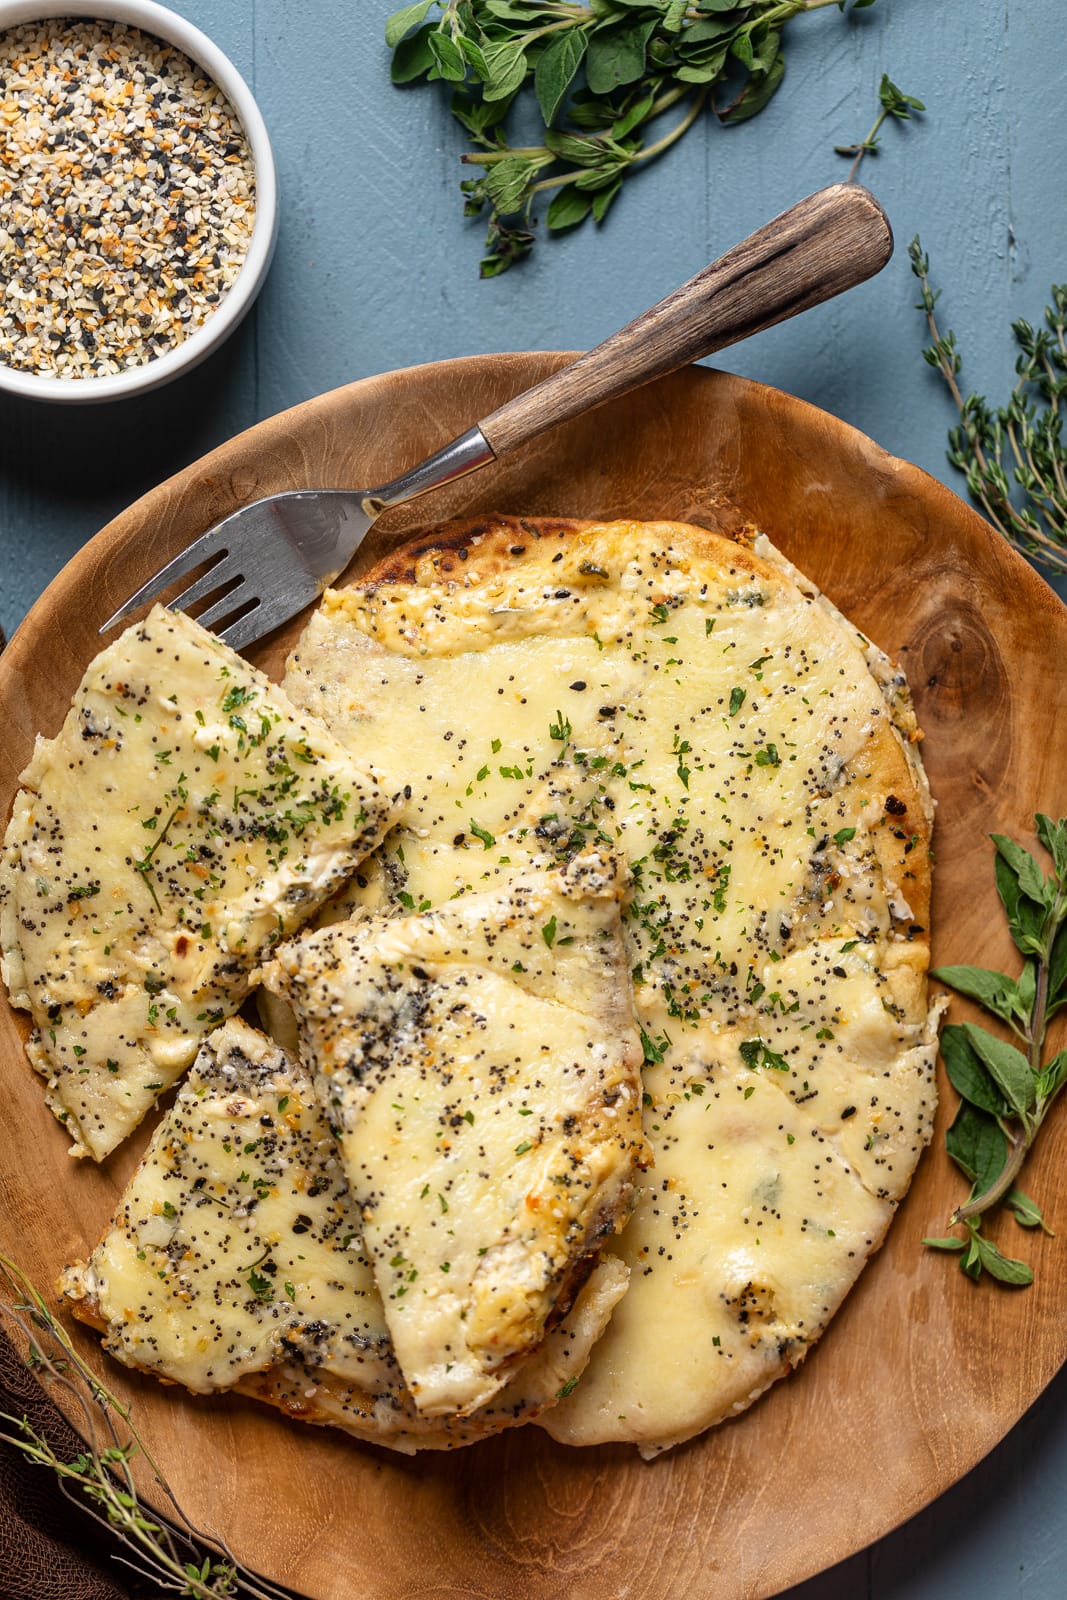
[280,515,939,1454]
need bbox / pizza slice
[0,606,395,1159]
[262,849,649,1416]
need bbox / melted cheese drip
[264,851,647,1416]
[283,520,938,1451]
[0,606,394,1159]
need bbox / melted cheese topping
[61,1017,630,1452]
[0,607,394,1159]
[282,518,938,1452]
[264,850,648,1416]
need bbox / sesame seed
[0,20,257,379]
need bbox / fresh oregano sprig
[834,72,924,183]
[909,238,1067,577]
[386,0,880,276]
[923,816,1067,1286]
[0,1255,289,1598]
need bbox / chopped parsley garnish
[549,709,572,749]
[247,1257,274,1302]
[469,818,495,850]
[639,1027,671,1066]
[739,1039,790,1072]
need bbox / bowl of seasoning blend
[0,0,276,401]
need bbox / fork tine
[192,579,256,634]
[99,525,233,633]
[217,605,271,654]
[217,573,322,653]
[166,561,245,618]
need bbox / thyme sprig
[909,238,1067,576]
[923,817,1067,1287]
[834,71,923,183]
[0,1256,289,1599]
[387,0,880,276]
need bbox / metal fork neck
[362,426,497,518]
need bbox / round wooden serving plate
[2,357,1065,1600]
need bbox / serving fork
[101,183,892,654]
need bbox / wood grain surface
[1,356,1064,1600]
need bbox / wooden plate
[2,356,1065,1600]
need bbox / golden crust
[361,514,595,590]
[69,1255,629,1454]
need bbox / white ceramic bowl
[0,0,277,403]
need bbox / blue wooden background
[1,3,1065,1596]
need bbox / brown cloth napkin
[0,1327,132,1600]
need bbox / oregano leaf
[960,1022,1035,1115]
[546,184,593,231]
[428,30,468,83]
[930,963,1023,1025]
[993,850,1045,955]
[390,23,437,83]
[484,155,544,214]
[591,174,623,221]
[1048,920,1067,1004]
[717,53,786,125]
[972,1233,1034,1286]
[534,30,588,126]
[944,1102,1008,1195]
[1034,1048,1067,1102]
[991,833,1049,909]
[1004,1187,1048,1231]
[939,1024,1010,1117]
[585,18,657,95]
[482,42,528,101]
[385,1,434,49]
[1036,813,1067,880]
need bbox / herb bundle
[910,239,1067,577]
[386,0,879,276]
[924,817,1067,1287]
[0,1256,286,1598]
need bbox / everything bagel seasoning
[0,18,256,379]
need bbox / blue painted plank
[0,5,1065,1598]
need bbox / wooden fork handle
[476,183,892,459]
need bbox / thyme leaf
[834,71,924,183]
